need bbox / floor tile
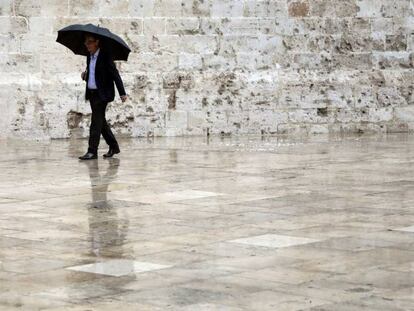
[227,233,321,248]
[66,259,172,277]
[393,225,414,233]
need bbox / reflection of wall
[1,1,414,139]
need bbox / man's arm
[107,57,126,97]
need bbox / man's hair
[84,33,100,43]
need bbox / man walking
[79,33,127,160]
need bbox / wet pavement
[0,133,414,310]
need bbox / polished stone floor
[0,133,414,310]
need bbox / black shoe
[103,147,120,158]
[79,152,97,160]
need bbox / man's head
[84,34,100,55]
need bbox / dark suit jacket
[84,49,126,103]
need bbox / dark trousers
[88,91,119,154]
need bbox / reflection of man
[83,158,129,258]
[79,33,127,160]
[85,158,120,204]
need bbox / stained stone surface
[1,133,414,310]
[1,1,414,139]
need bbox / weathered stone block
[182,0,210,17]
[188,110,207,130]
[123,52,177,72]
[244,0,288,17]
[373,52,413,69]
[211,0,244,17]
[0,34,20,53]
[97,18,143,36]
[376,87,408,107]
[202,54,237,71]
[0,0,13,16]
[289,108,329,124]
[177,34,218,54]
[309,0,359,17]
[366,107,393,122]
[166,110,188,129]
[385,34,407,51]
[69,0,100,17]
[0,16,28,34]
[153,0,182,17]
[178,53,202,70]
[13,0,41,17]
[129,0,154,17]
[143,17,166,35]
[288,1,309,17]
[166,18,200,35]
[0,53,40,73]
[356,0,411,18]
[99,0,129,17]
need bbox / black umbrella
[56,23,131,61]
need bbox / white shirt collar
[91,48,100,58]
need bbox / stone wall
[1,0,414,139]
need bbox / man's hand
[121,95,128,102]
[81,71,87,81]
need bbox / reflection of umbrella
[56,23,131,61]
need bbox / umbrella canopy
[56,23,131,61]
